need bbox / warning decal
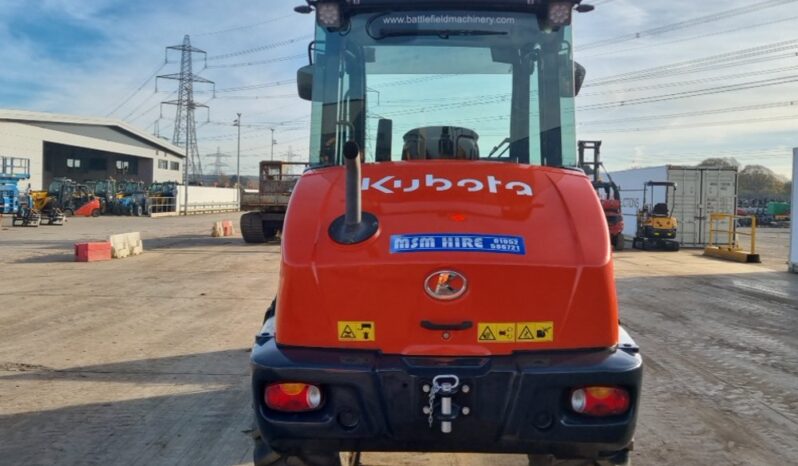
[337,321,376,342]
[477,323,516,343]
[516,322,554,343]
[477,322,554,343]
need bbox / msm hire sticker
[478,322,554,343]
[391,234,526,255]
[338,321,376,342]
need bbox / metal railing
[147,196,178,215]
[707,213,756,254]
[1,156,31,178]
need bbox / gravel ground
[0,214,795,466]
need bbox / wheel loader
[251,2,642,465]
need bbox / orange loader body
[276,161,618,356]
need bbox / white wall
[791,148,797,273]
[175,186,239,215]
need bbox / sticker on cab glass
[478,322,554,343]
[338,321,376,342]
[390,234,526,255]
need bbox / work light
[316,2,343,29]
[547,1,574,28]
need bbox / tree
[738,165,783,200]
[698,157,740,170]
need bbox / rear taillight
[570,386,630,416]
[264,383,323,413]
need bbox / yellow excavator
[633,181,680,251]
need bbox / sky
[0,0,795,177]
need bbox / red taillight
[570,386,630,416]
[264,383,323,413]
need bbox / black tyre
[241,212,267,243]
[134,204,143,217]
[262,221,280,240]
[253,428,341,466]
[91,208,101,218]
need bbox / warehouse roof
[0,109,185,158]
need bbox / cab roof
[312,0,580,13]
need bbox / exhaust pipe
[329,141,379,244]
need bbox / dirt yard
[0,214,795,465]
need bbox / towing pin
[441,397,452,433]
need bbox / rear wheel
[241,212,267,243]
[253,428,341,466]
[91,208,101,217]
[528,454,630,466]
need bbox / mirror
[297,65,314,101]
[574,62,586,96]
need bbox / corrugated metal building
[0,109,184,191]
[609,165,738,248]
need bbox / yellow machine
[633,181,680,251]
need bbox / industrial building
[0,109,185,191]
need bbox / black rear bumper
[251,331,642,460]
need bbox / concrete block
[126,232,143,256]
[75,242,112,262]
[212,221,223,237]
[109,232,143,259]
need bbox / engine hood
[275,161,618,356]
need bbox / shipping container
[790,149,797,273]
[609,165,738,248]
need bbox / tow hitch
[423,375,470,433]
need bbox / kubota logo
[424,270,468,301]
[362,175,533,196]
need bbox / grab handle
[421,320,473,331]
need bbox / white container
[609,165,738,248]
[790,148,797,273]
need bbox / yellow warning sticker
[338,321,376,342]
[477,322,554,343]
[477,323,516,343]
[516,322,554,343]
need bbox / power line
[578,100,798,126]
[586,39,798,86]
[581,0,798,51]
[580,75,798,110]
[106,61,168,117]
[583,113,798,133]
[194,13,294,37]
[206,35,312,61]
[582,14,798,59]
[206,54,305,69]
[580,65,798,96]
